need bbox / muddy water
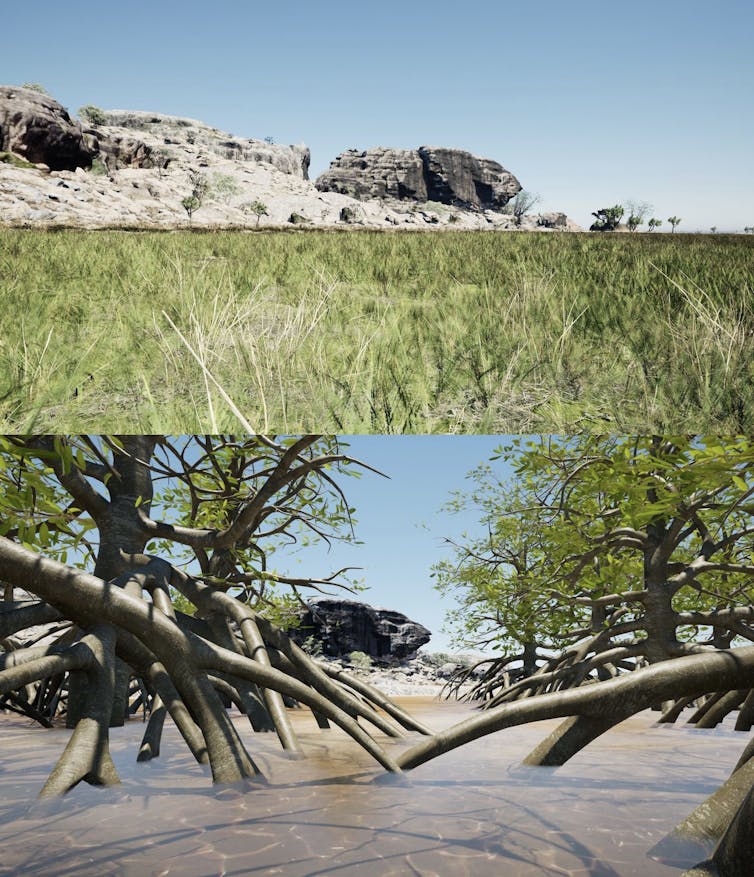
[0,698,745,877]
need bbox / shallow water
[0,698,745,876]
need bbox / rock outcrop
[101,111,311,179]
[0,85,95,171]
[84,128,155,170]
[316,145,521,211]
[0,84,579,230]
[291,598,431,662]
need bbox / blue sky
[270,436,514,655]
[4,1,753,230]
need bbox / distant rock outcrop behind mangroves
[0,84,580,230]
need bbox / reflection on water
[0,698,745,876]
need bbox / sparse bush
[242,200,269,226]
[90,157,108,176]
[181,196,201,224]
[21,82,48,94]
[210,173,241,204]
[590,204,624,232]
[181,175,207,225]
[0,151,35,169]
[78,105,108,126]
[507,190,541,226]
[348,650,373,669]
[301,635,323,657]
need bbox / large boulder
[0,86,95,171]
[291,598,431,661]
[417,146,521,210]
[317,145,521,211]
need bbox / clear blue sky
[271,436,513,655]
[4,1,753,230]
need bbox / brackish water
[0,698,744,876]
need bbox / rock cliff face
[291,598,431,662]
[0,86,95,171]
[316,145,522,211]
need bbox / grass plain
[1,227,752,432]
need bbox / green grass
[1,227,752,431]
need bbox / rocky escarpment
[0,85,95,171]
[290,598,431,662]
[316,146,522,211]
[0,84,580,230]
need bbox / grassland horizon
[1,228,752,433]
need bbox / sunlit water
[0,698,745,876]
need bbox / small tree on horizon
[667,215,682,233]
[507,190,541,226]
[624,200,652,232]
[648,218,662,232]
[589,205,624,232]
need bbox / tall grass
[1,228,752,431]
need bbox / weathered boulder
[537,211,568,229]
[317,145,521,211]
[0,86,95,171]
[291,598,431,661]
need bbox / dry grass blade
[161,310,256,432]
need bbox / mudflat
[0,698,744,876]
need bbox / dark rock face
[316,145,521,211]
[417,146,521,210]
[84,129,154,170]
[291,598,431,661]
[0,86,95,171]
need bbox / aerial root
[39,625,121,797]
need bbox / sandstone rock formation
[0,84,579,230]
[316,145,522,211]
[101,110,311,179]
[316,148,428,201]
[84,128,155,170]
[0,85,95,171]
[290,598,431,662]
